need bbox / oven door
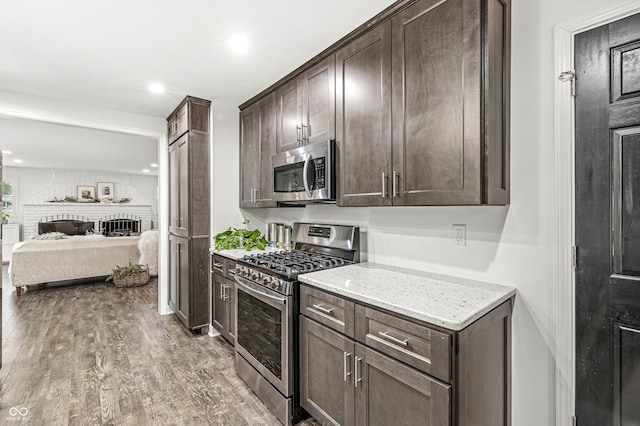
[235,275,293,397]
[272,139,335,203]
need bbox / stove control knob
[263,276,273,286]
[251,271,262,281]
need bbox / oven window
[237,290,282,380]
[274,161,305,193]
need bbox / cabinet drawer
[301,285,355,338]
[212,254,226,276]
[224,258,237,280]
[355,304,452,382]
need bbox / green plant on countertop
[106,262,147,282]
[214,220,267,251]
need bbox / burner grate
[241,250,350,278]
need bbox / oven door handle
[234,275,287,304]
[302,153,313,198]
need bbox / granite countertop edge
[298,262,517,331]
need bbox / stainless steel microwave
[272,140,335,203]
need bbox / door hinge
[571,246,578,269]
[559,70,576,97]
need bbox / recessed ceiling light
[149,83,165,94]
[150,163,158,168]
[142,169,150,173]
[13,159,23,164]
[228,34,249,53]
[1,150,11,155]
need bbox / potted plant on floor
[107,262,150,287]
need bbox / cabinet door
[225,277,236,344]
[302,56,336,146]
[240,93,277,208]
[240,105,259,207]
[300,316,355,426]
[175,237,190,326]
[391,0,482,205]
[256,93,277,207]
[168,237,179,313]
[169,134,189,236]
[212,273,227,336]
[276,78,302,153]
[336,21,392,207]
[354,344,450,426]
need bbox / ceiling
[0,0,395,175]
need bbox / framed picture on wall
[97,182,114,200]
[77,185,96,202]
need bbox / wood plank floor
[0,266,320,425]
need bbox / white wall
[209,0,621,425]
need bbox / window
[2,178,17,218]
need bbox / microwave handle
[303,154,313,198]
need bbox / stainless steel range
[233,222,360,426]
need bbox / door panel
[240,106,259,207]
[336,21,392,207]
[575,12,640,426]
[168,237,178,313]
[168,143,180,234]
[392,0,481,205]
[276,78,302,153]
[212,274,226,334]
[257,93,277,207]
[300,316,355,426]
[303,56,336,146]
[354,344,450,426]
[177,139,189,235]
[612,323,640,426]
[177,237,189,325]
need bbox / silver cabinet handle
[344,352,352,382]
[381,172,388,198]
[355,356,363,388]
[378,331,409,347]
[302,124,308,144]
[220,283,224,300]
[312,303,334,315]
[392,171,399,197]
[254,188,259,202]
[224,284,230,301]
[296,125,302,145]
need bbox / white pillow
[33,232,67,240]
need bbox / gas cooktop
[240,249,352,279]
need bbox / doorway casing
[554,1,640,424]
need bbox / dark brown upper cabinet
[336,22,393,207]
[389,0,510,206]
[240,0,510,207]
[276,56,336,154]
[240,92,277,208]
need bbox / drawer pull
[355,356,363,388]
[312,303,335,315]
[378,331,409,347]
[213,262,223,269]
[343,352,352,382]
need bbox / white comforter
[9,235,141,287]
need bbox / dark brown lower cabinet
[299,284,512,426]
[300,316,450,426]
[212,273,236,344]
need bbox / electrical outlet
[452,224,466,247]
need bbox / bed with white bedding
[9,235,140,296]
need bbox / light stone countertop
[210,247,285,261]
[298,262,516,331]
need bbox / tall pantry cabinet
[167,96,211,332]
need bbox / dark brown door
[176,236,189,326]
[300,316,355,426]
[169,134,189,237]
[168,141,180,234]
[276,78,302,153]
[256,93,277,207]
[391,0,481,206]
[354,343,450,426]
[168,235,179,314]
[302,55,336,146]
[575,12,640,426]
[336,21,392,207]
[239,105,259,207]
[212,273,226,336]
[240,93,277,208]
